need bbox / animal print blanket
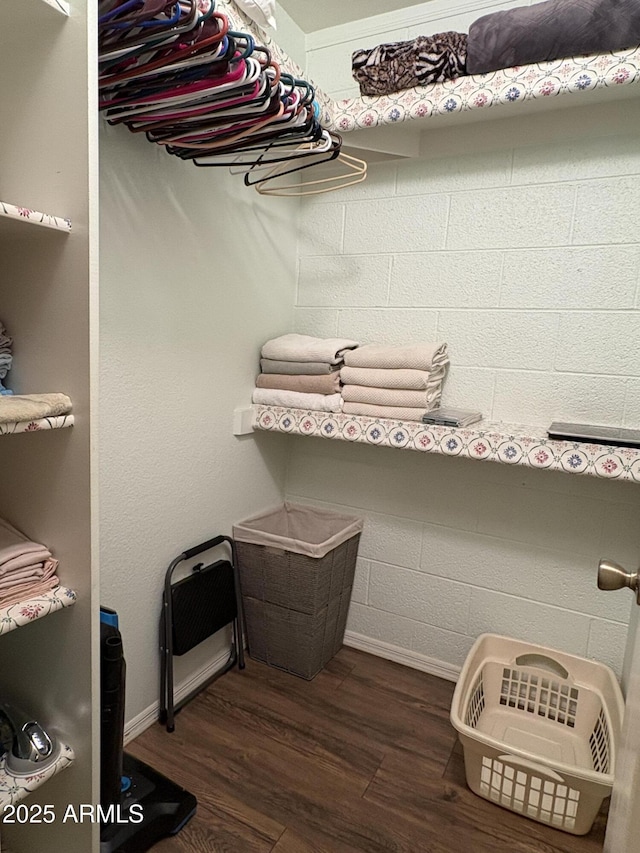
[352,32,468,97]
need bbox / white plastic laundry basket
[450,634,625,835]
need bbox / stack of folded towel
[341,342,449,421]
[253,334,359,413]
[0,393,73,424]
[0,517,60,608]
[0,320,13,396]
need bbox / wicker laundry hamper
[450,633,625,835]
[233,502,363,679]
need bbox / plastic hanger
[254,151,368,197]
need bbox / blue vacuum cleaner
[100,607,197,853]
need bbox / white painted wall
[291,23,640,677]
[274,1,307,69]
[99,123,297,721]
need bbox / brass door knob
[598,559,640,604]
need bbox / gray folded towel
[467,0,640,76]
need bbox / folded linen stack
[0,393,73,425]
[0,517,60,609]
[253,334,360,413]
[341,342,449,421]
[0,320,13,396]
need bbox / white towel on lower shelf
[341,385,442,409]
[253,388,343,412]
[343,402,427,421]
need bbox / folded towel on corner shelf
[0,560,56,598]
[261,334,359,365]
[341,385,442,409]
[467,0,640,76]
[0,393,72,424]
[340,365,435,390]
[0,567,60,608]
[260,358,340,376]
[0,517,52,566]
[343,342,448,372]
[256,372,341,395]
[0,547,52,575]
[253,388,344,412]
[343,402,428,422]
[0,516,60,607]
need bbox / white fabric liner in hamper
[450,633,625,835]
[232,502,363,558]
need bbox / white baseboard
[124,636,459,743]
[343,631,461,683]
[123,648,233,744]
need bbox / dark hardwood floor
[128,648,607,853]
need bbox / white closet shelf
[0,200,71,235]
[253,405,640,483]
[0,743,75,809]
[0,415,74,436]
[175,4,640,160]
[0,587,77,637]
[327,47,640,139]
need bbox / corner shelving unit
[253,405,640,483]
[0,0,98,849]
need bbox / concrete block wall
[288,93,640,679]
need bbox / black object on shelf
[159,534,245,732]
[100,607,197,853]
[547,421,640,449]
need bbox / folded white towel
[0,393,72,424]
[340,366,432,390]
[253,388,343,413]
[342,385,442,409]
[343,402,426,421]
[261,334,359,365]
[344,342,448,371]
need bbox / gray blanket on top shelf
[467,0,640,75]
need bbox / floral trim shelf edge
[0,415,74,435]
[253,405,640,483]
[327,46,640,133]
[0,743,75,809]
[0,586,77,637]
[0,200,71,233]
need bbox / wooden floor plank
[196,665,385,782]
[129,649,606,853]
[364,743,606,853]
